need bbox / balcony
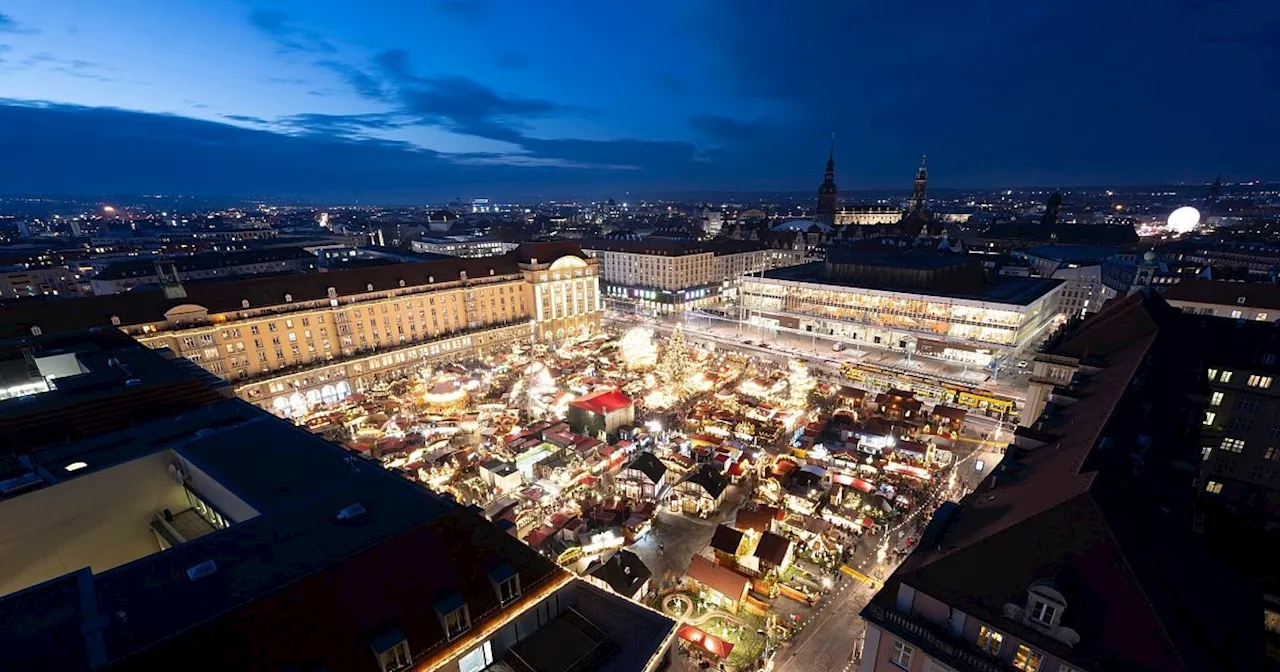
[863,602,1007,672]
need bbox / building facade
[411,237,521,258]
[0,265,86,299]
[582,239,804,314]
[3,243,600,418]
[835,205,903,226]
[1163,278,1280,322]
[742,255,1064,367]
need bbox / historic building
[816,136,840,228]
[1,242,600,417]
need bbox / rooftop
[865,293,1261,672]
[569,388,633,415]
[95,246,315,280]
[1161,278,1280,311]
[581,238,770,257]
[759,261,1064,306]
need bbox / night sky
[0,0,1277,200]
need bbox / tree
[657,324,693,394]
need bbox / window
[1238,398,1261,413]
[459,641,494,672]
[1259,313,1269,321]
[1208,368,1219,381]
[977,625,1004,655]
[1221,437,1246,453]
[1013,644,1043,671]
[1231,310,1243,319]
[1029,600,1057,626]
[1248,375,1273,389]
[1221,371,1234,383]
[377,641,412,672]
[1210,392,1224,407]
[889,640,914,669]
[498,575,521,605]
[1264,447,1279,461]
[1206,480,1223,494]
[1228,417,1253,432]
[444,606,471,641]
[1203,412,1216,426]
[1251,467,1276,481]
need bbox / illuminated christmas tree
[788,359,815,409]
[656,324,693,394]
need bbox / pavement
[628,483,751,592]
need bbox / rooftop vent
[186,560,218,581]
[336,503,368,521]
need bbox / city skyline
[1,1,1278,200]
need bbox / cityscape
[1,3,1279,672]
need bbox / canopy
[676,624,735,659]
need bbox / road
[774,575,879,672]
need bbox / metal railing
[863,603,1008,672]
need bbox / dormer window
[241,299,250,309]
[370,627,411,672]
[1029,600,1057,627]
[399,279,406,287]
[111,315,121,326]
[284,293,293,302]
[367,283,375,291]
[433,591,471,641]
[487,563,521,605]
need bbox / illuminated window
[1221,437,1245,453]
[1248,375,1273,389]
[1208,368,1219,381]
[1206,481,1223,494]
[1203,412,1215,426]
[1210,392,1223,406]
[977,625,1004,654]
[1221,371,1234,383]
[1013,644,1043,671]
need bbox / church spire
[909,154,928,213]
[816,135,839,228]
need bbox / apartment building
[862,293,1261,672]
[0,265,86,299]
[1163,278,1280,322]
[1,242,599,417]
[0,340,675,672]
[581,238,804,313]
[1016,246,1121,317]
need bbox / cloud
[434,0,489,23]
[0,12,36,34]
[249,10,337,55]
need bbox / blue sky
[0,0,1277,200]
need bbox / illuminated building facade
[742,251,1064,367]
[582,238,804,314]
[2,242,599,418]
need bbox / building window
[1238,398,1261,413]
[1208,368,1219,381]
[1221,371,1234,383]
[444,605,471,641]
[1206,481,1223,494]
[498,575,521,605]
[1203,412,1216,426]
[1013,644,1043,671]
[376,640,412,672]
[1265,447,1279,461]
[1228,417,1253,432]
[1231,310,1243,319]
[1029,600,1057,627]
[889,640,914,669]
[459,641,494,672]
[1250,467,1276,481]
[1248,375,1273,389]
[977,625,1004,655]
[1221,437,1246,453]
[1210,392,1223,407]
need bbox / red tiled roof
[569,388,633,415]
[676,624,735,659]
[684,555,749,603]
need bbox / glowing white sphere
[1167,206,1201,234]
[619,327,658,368]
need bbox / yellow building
[3,242,599,417]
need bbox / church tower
[908,155,927,214]
[816,135,838,228]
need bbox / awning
[676,624,735,659]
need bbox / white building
[582,239,805,314]
[742,250,1064,367]
[412,236,521,258]
[1017,245,1123,317]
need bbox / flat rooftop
[757,262,1064,306]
